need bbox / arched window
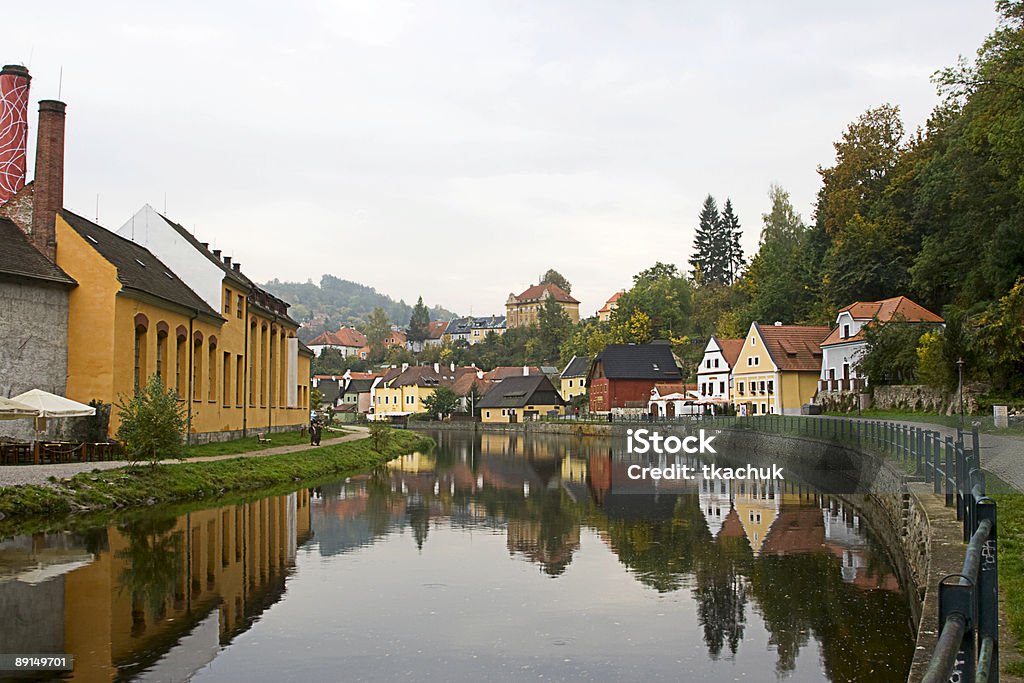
[134,314,149,392]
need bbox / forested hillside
[263,274,457,342]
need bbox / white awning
[10,389,96,418]
[0,397,37,421]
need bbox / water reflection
[0,431,914,682]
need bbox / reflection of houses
[698,475,733,537]
[0,491,311,681]
[733,478,779,555]
[507,519,580,577]
[819,296,943,393]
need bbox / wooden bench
[257,434,272,444]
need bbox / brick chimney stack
[0,65,31,203]
[31,99,65,261]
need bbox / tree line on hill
[311,3,1024,403]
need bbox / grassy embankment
[993,492,1024,677]
[182,428,327,458]
[0,428,430,524]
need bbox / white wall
[116,204,225,313]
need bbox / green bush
[116,376,186,465]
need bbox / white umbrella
[0,396,37,420]
[10,389,96,418]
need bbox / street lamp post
[956,357,965,433]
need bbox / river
[0,430,915,682]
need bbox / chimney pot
[31,99,66,262]
[213,249,221,259]
[232,263,241,272]
[200,242,209,250]
[224,256,232,266]
[523,365,529,376]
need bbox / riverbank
[0,428,431,526]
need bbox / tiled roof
[597,290,623,314]
[512,283,579,304]
[476,375,564,409]
[310,327,367,348]
[61,210,220,318]
[756,324,830,373]
[451,371,489,396]
[425,320,448,339]
[560,355,591,379]
[484,366,541,381]
[344,379,375,394]
[588,344,682,381]
[823,296,944,347]
[838,296,944,323]
[0,217,75,285]
[716,338,744,367]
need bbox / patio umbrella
[0,396,37,420]
[10,389,96,418]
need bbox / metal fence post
[945,437,955,508]
[978,499,999,680]
[934,433,942,495]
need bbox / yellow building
[505,283,580,328]
[596,290,623,322]
[56,210,312,440]
[731,322,829,416]
[477,375,565,423]
[372,364,465,419]
[559,355,590,402]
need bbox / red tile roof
[309,327,367,348]
[757,324,830,373]
[484,366,542,381]
[823,296,943,347]
[513,283,579,304]
[597,290,624,314]
[716,338,744,367]
[426,320,448,339]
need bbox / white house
[819,296,944,393]
[647,382,700,417]
[696,336,744,404]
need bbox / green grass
[183,429,314,458]
[0,429,431,529]
[993,492,1024,676]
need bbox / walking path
[819,416,1024,492]
[0,427,370,489]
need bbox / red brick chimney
[31,99,66,261]
[0,65,31,203]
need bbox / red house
[587,343,682,415]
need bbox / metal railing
[546,412,1000,681]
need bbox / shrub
[115,376,186,465]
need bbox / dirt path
[0,427,369,489]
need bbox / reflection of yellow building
[560,454,589,484]
[57,491,310,680]
[387,451,437,473]
[733,478,779,555]
[56,211,312,439]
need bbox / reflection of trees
[694,532,751,659]
[115,516,184,636]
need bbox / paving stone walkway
[0,427,369,489]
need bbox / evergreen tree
[720,199,745,284]
[407,296,430,342]
[690,195,721,284]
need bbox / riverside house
[696,336,744,405]
[732,322,829,416]
[477,375,565,423]
[587,343,682,416]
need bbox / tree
[857,319,932,385]
[537,296,573,362]
[407,296,431,342]
[690,195,723,284]
[116,376,186,465]
[363,307,392,362]
[540,269,572,294]
[422,386,461,418]
[720,199,745,284]
[740,185,816,325]
[369,421,392,452]
[311,388,323,412]
[614,262,694,340]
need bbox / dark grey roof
[61,210,221,319]
[477,375,564,409]
[560,355,590,379]
[0,217,76,285]
[588,344,682,381]
[344,378,375,394]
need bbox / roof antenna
[95,194,99,222]
[163,192,167,214]
[57,66,63,99]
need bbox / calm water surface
[0,430,915,682]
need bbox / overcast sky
[2,1,999,319]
